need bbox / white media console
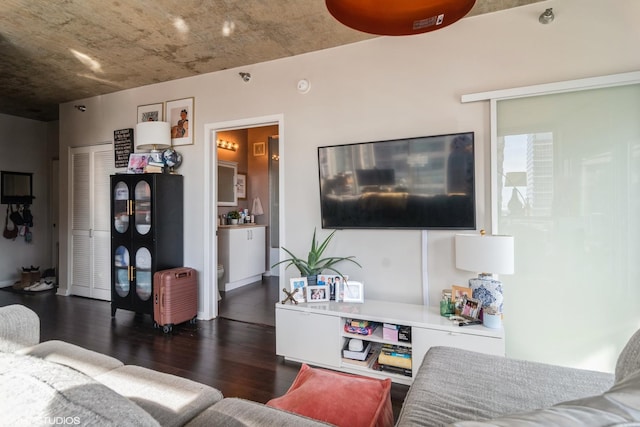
[275,299,505,385]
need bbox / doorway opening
[203,114,284,321]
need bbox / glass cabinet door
[113,181,130,234]
[114,245,130,297]
[135,247,152,301]
[134,180,151,235]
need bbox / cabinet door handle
[89,229,93,238]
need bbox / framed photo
[289,277,307,303]
[237,173,247,199]
[306,285,330,302]
[460,296,482,320]
[253,141,265,156]
[343,281,364,303]
[127,153,150,174]
[451,285,472,314]
[318,274,345,301]
[137,103,163,123]
[166,97,194,146]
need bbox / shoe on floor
[25,282,54,292]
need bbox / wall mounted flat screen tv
[318,132,475,230]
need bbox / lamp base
[469,273,503,315]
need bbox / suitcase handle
[175,271,191,279]
[159,286,164,311]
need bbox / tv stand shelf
[275,299,505,385]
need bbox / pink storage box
[383,325,399,342]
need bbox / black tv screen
[318,132,475,230]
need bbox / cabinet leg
[111,306,116,317]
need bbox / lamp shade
[325,0,476,36]
[135,121,171,152]
[455,233,514,275]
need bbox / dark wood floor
[0,279,409,421]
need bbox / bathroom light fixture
[74,105,87,112]
[539,8,554,24]
[217,140,238,151]
[239,72,251,82]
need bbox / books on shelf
[342,344,380,368]
[372,360,412,377]
[377,343,412,372]
[343,340,372,361]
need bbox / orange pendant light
[325,0,476,36]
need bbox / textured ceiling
[0,0,542,122]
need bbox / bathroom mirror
[217,161,237,206]
[1,170,34,204]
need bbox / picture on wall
[237,173,247,199]
[166,97,194,146]
[253,141,265,156]
[137,103,163,122]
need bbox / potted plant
[227,210,241,225]
[272,228,361,284]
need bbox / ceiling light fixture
[539,8,554,24]
[239,72,251,82]
[222,20,236,37]
[325,0,476,36]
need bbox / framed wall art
[253,141,265,156]
[236,173,247,199]
[166,97,194,146]
[137,103,163,122]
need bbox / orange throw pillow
[267,364,393,427]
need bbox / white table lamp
[135,121,171,162]
[455,230,514,316]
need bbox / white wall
[0,114,57,285]
[56,0,639,348]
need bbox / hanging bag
[9,204,24,226]
[3,206,18,240]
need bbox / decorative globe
[162,148,182,171]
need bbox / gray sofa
[2,303,640,426]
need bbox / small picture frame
[318,274,345,301]
[343,281,364,303]
[137,103,163,123]
[127,153,150,174]
[306,285,330,302]
[451,285,472,315]
[166,97,194,146]
[253,141,266,156]
[289,277,307,303]
[460,296,482,320]
[237,173,247,199]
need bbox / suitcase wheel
[189,317,197,325]
[162,324,173,334]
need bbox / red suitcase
[153,267,198,333]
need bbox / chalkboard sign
[114,128,134,168]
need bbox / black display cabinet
[110,174,183,318]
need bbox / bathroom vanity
[217,224,267,291]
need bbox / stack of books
[374,344,412,377]
[342,341,380,368]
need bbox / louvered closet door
[70,145,115,300]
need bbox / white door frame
[202,114,285,320]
